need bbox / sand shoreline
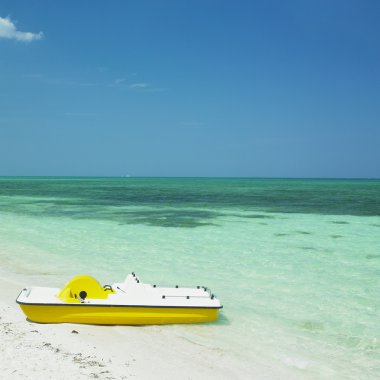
[0,273,249,380]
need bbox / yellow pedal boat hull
[19,304,219,325]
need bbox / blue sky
[0,1,379,177]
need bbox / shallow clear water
[1,177,379,379]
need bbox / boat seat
[57,275,115,303]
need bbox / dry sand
[0,275,250,380]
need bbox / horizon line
[0,175,379,180]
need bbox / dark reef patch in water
[366,254,380,260]
[83,209,220,228]
[0,197,221,228]
[298,320,324,332]
[236,214,275,219]
[331,235,343,239]
[274,233,288,237]
[296,231,312,235]
[298,246,317,251]
[331,221,349,224]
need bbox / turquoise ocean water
[0,177,379,379]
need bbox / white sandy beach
[0,274,252,380]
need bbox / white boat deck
[17,274,222,309]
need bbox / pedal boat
[16,273,222,325]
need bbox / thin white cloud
[114,78,126,85]
[25,72,165,92]
[0,16,43,42]
[143,87,167,93]
[129,82,150,89]
[128,82,166,92]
